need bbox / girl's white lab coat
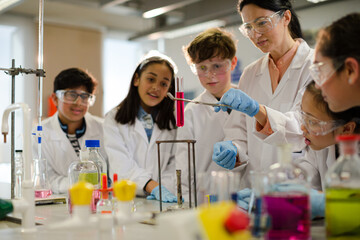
[104,107,176,196]
[224,39,314,188]
[175,89,232,199]
[33,112,107,194]
[294,145,336,191]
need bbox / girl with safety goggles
[300,81,360,151]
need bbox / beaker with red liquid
[175,77,184,127]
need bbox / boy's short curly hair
[183,28,237,64]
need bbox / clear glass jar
[325,134,360,238]
[85,140,107,186]
[263,144,311,240]
[68,150,100,213]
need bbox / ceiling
[6,0,341,41]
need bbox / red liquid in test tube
[176,77,184,127]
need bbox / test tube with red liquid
[175,77,184,127]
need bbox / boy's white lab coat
[104,107,176,196]
[224,39,314,188]
[175,89,231,200]
[295,145,336,191]
[33,112,107,194]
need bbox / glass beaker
[197,172,211,205]
[228,172,241,202]
[33,158,52,198]
[208,171,236,203]
[175,77,184,127]
[249,170,270,238]
[325,134,360,238]
[263,144,311,240]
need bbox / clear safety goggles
[309,61,342,86]
[299,110,345,136]
[55,90,96,107]
[239,10,284,38]
[190,59,231,77]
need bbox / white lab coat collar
[256,39,311,99]
[258,39,311,76]
[48,112,101,141]
[199,89,219,103]
[134,117,163,145]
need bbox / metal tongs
[167,92,230,107]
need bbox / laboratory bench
[0,197,327,240]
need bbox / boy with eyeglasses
[175,28,239,202]
[34,67,107,194]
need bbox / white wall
[162,0,360,96]
[0,14,37,161]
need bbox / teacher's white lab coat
[175,89,232,200]
[33,112,107,194]
[294,145,336,191]
[104,107,176,196]
[224,39,313,188]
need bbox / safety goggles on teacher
[239,10,285,38]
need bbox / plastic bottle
[14,150,24,199]
[325,134,360,238]
[263,144,311,240]
[68,150,100,213]
[96,175,112,214]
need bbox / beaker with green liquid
[325,134,360,238]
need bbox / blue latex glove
[214,88,259,117]
[212,141,237,170]
[273,184,325,219]
[237,188,252,210]
[146,186,178,203]
[309,189,325,219]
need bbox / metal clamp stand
[156,139,197,212]
[0,60,46,199]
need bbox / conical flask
[325,134,360,238]
[263,144,311,240]
[33,157,52,198]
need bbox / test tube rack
[156,139,197,212]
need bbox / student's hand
[212,141,237,170]
[237,188,252,210]
[273,184,325,219]
[214,89,259,117]
[146,186,178,203]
